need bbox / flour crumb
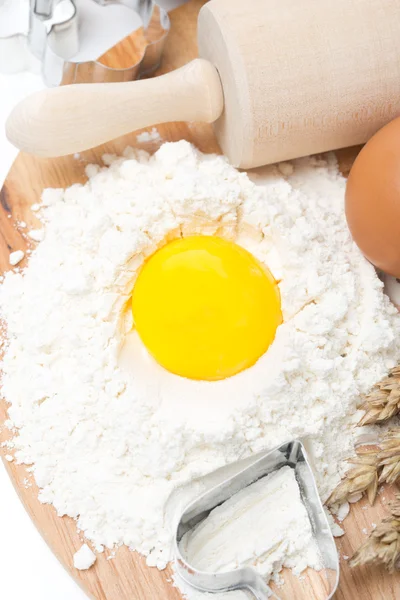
[31,203,40,212]
[2,439,15,450]
[372,523,376,529]
[28,229,45,242]
[332,523,345,537]
[73,544,96,570]
[343,555,349,560]
[336,502,350,522]
[9,250,25,266]
[362,528,368,535]
[73,153,81,160]
[325,509,345,537]
[18,221,27,229]
[5,454,14,462]
[136,127,161,143]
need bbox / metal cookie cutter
[174,440,340,600]
[1,0,170,86]
[0,1,39,75]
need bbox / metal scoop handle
[238,569,281,600]
[175,558,279,600]
[249,578,280,600]
[6,59,223,156]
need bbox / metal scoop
[174,440,339,600]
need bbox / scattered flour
[73,544,96,570]
[9,250,25,266]
[1,142,399,591]
[136,127,161,143]
[324,509,344,538]
[27,228,44,242]
[180,466,321,580]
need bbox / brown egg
[345,116,400,278]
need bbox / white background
[0,1,184,599]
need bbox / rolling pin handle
[5,58,224,157]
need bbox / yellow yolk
[131,236,282,381]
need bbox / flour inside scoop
[180,466,322,577]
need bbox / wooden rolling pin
[6,0,400,168]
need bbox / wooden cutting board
[1,1,400,598]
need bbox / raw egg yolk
[132,236,282,381]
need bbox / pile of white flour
[1,141,400,588]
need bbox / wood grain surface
[1,1,400,598]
